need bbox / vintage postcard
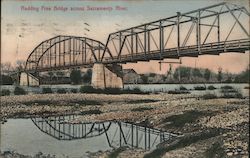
[0,0,249,158]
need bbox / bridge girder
[24,2,250,74]
[25,36,111,73]
[102,2,250,62]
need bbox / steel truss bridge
[25,2,250,73]
[32,115,177,150]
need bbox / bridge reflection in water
[31,115,177,150]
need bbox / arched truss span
[25,35,112,72]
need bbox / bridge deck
[31,39,249,72]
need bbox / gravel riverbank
[0,93,249,158]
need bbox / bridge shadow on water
[31,115,177,151]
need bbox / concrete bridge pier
[20,72,39,86]
[91,63,123,89]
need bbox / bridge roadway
[34,38,250,72]
[102,39,250,63]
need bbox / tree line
[138,66,249,84]
[1,61,249,85]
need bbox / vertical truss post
[197,11,201,53]
[59,36,61,66]
[136,125,138,147]
[144,25,147,59]
[63,40,66,66]
[98,43,101,61]
[131,29,134,58]
[148,128,150,150]
[217,14,220,44]
[69,39,71,66]
[54,116,56,136]
[81,40,84,63]
[131,123,134,147]
[84,39,87,63]
[160,21,164,59]
[136,34,138,54]
[73,38,75,65]
[148,30,150,54]
[49,40,52,68]
[144,126,147,150]
[119,32,122,60]
[41,45,43,68]
[177,12,181,56]
[54,41,57,67]
[58,116,61,138]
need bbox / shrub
[79,86,147,94]
[220,87,243,99]
[108,147,127,158]
[71,100,102,105]
[221,90,243,99]
[79,86,98,93]
[207,85,216,90]
[0,75,14,85]
[70,69,82,84]
[57,88,67,94]
[14,86,26,95]
[220,88,237,93]
[221,85,233,89]
[71,88,78,93]
[127,99,158,104]
[123,87,147,94]
[131,107,154,112]
[179,86,187,91]
[244,86,250,89]
[162,110,204,127]
[0,89,11,96]
[80,109,102,115]
[105,88,121,94]
[42,87,53,94]
[168,90,190,94]
[131,87,143,94]
[194,86,206,90]
[202,93,217,100]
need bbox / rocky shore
[0,93,249,158]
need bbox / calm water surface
[1,115,175,158]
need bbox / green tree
[240,68,250,83]
[204,69,211,81]
[217,67,223,82]
[14,86,26,95]
[234,67,250,83]
[82,69,92,83]
[48,71,54,81]
[174,66,191,81]
[166,64,173,79]
[140,74,148,83]
[225,72,232,83]
[193,68,202,78]
[149,73,156,77]
[0,75,14,85]
[70,69,82,84]
[56,71,65,78]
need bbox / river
[0,115,175,157]
[1,83,249,97]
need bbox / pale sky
[1,0,249,74]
